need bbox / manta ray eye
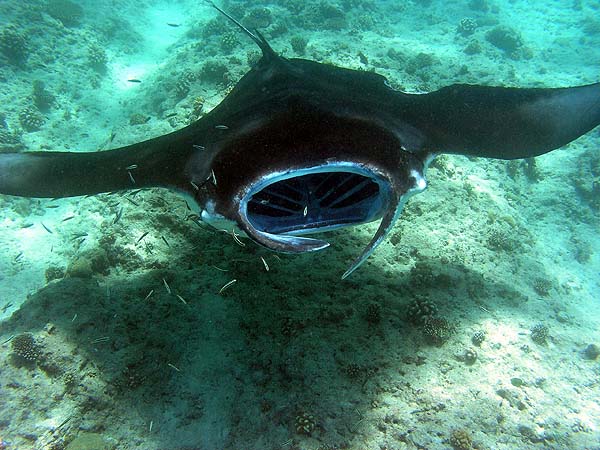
[245,170,392,235]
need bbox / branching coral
[485,25,523,56]
[290,36,308,55]
[220,31,239,53]
[201,59,230,85]
[532,277,552,296]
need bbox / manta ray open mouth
[234,163,424,278]
[245,169,392,235]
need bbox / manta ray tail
[419,82,600,159]
[0,136,191,198]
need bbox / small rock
[555,311,570,323]
[463,348,478,365]
[65,432,110,450]
[510,377,524,387]
[582,343,599,360]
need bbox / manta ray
[1,3,599,278]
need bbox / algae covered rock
[66,258,93,279]
[66,432,112,450]
[66,248,110,278]
[46,0,84,27]
[485,25,522,54]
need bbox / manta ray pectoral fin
[0,134,194,198]
[419,82,600,159]
[0,151,135,198]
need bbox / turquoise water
[0,1,599,449]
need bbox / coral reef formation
[422,317,454,346]
[18,106,45,131]
[88,44,108,72]
[0,25,27,63]
[0,128,23,152]
[45,266,66,282]
[582,343,599,360]
[405,297,438,325]
[450,428,473,449]
[243,7,272,29]
[291,35,308,55]
[295,412,317,435]
[471,330,486,346]
[201,59,230,85]
[457,18,478,36]
[462,348,478,365]
[533,277,552,296]
[365,303,381,324]
[175,70,197,98]
[10,333,42,365]
[46,0,84,27]
[220,31,239,53]
[485,26,523,57]
[129,113,150,126]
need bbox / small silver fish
[41,222,53,234]
[136,231,149,244]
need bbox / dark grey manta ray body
[1,3,599,277]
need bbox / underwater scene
[1,0,599,449]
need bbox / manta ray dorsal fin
[206,1,277,60]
